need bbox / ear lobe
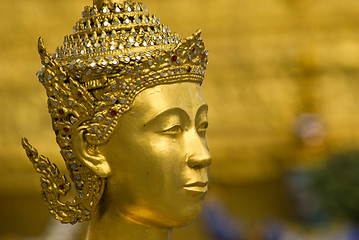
[72,126,112,178]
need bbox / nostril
[187,156,211,169]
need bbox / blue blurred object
[202,196,243,240]
[263,221,283,240]
[346,224,359,240]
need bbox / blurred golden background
[1,0,359,239]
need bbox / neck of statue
[86,209,172,240]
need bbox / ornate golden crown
[22,0,208,224]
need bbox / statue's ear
[72,126,112,178]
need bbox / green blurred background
[1,0,359,239]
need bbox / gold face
[101,82,211,228]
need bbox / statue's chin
[174,198,205,227]
[115,197,205,229]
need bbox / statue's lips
[183,181,208,193]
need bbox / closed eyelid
[161,125,183,135]
[198,121,208,129]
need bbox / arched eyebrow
[144,107,190,127]
[196,104,208,116]
[144,104,208,128]
[196,104,208,124]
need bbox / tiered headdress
[22,0,208,224]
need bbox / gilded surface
[87,82,210,239]
[1,0,359,239]
[18,0,211,238]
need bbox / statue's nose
[185,130,212,169]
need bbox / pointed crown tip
[93,0,126,8]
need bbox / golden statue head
[22,0,210,235]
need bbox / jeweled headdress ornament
[22,0,208,224]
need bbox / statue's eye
[197,122,208,137]
[163,125,182,135]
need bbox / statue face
[101,82,211,228]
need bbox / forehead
[130,82,207,122]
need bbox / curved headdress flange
[22,138,105,224]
